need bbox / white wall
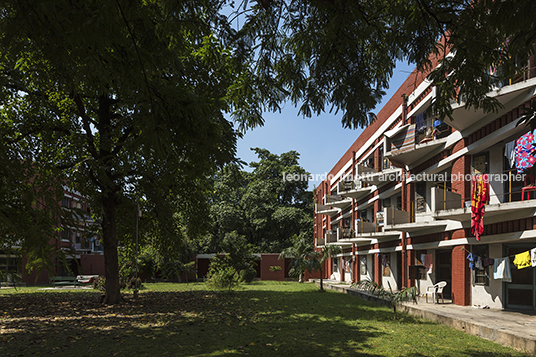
[488,145,504,204]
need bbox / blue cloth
[466,252,476,270]
[434,119,442,128]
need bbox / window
[413,250,427,280]
[61,228,71,241]
[61,196,71,208]
[382,198,391,208]
[473,152,489,175]
[74,231,81,244]
[0,254,22,283]
[415,182,427,214]
[472,245,490,286]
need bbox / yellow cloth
[513,251,532,269]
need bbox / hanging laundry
[466,252,476,270]
[515,131,536,174]
[493,257,512,282]
[471,174,489,241]
[415,113,426,133]
[483,257,494,267]
[531,248,536,268]
[475,256,483,270]
[513,251,532,269]
[382,254,387,268]
[504,140,516,168]
[424,254,433,274]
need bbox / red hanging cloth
[471,174,489,241]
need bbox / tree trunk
[101,191,122,304]
[320,268,324,292]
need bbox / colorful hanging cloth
[513,251,532,269]
[471,174,489,241]
[515,131,536,174]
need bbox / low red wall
[259,254,286,281]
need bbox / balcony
[448,76,536,132]
[434,199,536,224]
[316,237,326,247]
[315,203,340,216]
[337,179,374,200]
[357,167,403,187]
[384,118,450,167]
[354,220,377,234]
[323,194,352,210]
[377,207,410,227]
[325,230,337,244]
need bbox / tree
[228,0,536,127]
[0,1,259,304]
[279,234,315,283]
[310,245,342,292]
[199,148,313,253]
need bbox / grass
[0,281,531,356]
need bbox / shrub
[206,266,241,292]
[93,276,106,292]
[240,266,257,283]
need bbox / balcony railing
[325,230,337,244]
[377,207,410,226]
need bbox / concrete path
[314,280,536,355]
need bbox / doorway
[436,249,452,299]
[505,244,535,310]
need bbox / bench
[50,276,78,287]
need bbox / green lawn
[0,281,530,356]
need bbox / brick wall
[259,254,286,281]
[451,245,471,306]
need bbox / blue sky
[236,61,416,190]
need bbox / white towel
[493,257,512,282]
[531,248,536,268]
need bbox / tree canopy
[198,148,313,253]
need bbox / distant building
[3,187,105,286]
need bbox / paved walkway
[313,280,536,355]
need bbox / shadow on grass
[0,284,529,357]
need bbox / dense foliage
[198,148,313,253]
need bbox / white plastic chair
[426,281,447,304]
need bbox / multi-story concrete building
[3,187,105,286]
[314,52,536,310]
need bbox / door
[436,249,452,299]
[505,244,535,310]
